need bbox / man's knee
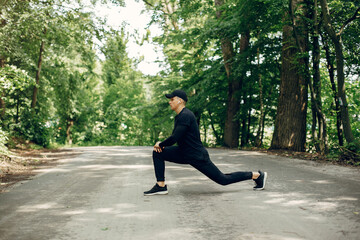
[215,178,230,186]
[206,173,231,186]
[153,150,162,160]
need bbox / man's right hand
[154,141,163,153]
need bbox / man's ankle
[157,182,166,187]
[252,172,260,180]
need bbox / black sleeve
[159,124,188,148]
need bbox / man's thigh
[159,146,189,164]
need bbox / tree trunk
[240,95,247,147]
[240,92,252,147]
[246,94,252,145]
[0,94,5,120]
[208,107,222,145]
[215,0,239,148]
[322,35,343,146]
[239,31,251,148]
[223,71,240,148]
[202,118,207,144]
[66,119,74,145]
[0,57,5,119]
[31,27,46,109]
[0,9,6,119]
[255,48,265,147]
[310,0,328,154]
[270,0,308,152]
[319,0,355,144]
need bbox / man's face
[169,97,182,111]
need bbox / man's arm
[153,124,188,152]
[160,124,188,147]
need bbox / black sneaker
[253,171,267,191]
[144,184,168,196]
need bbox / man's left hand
[154,141,163,153]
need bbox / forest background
[0,0,359,164]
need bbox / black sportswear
[159,108,205,160]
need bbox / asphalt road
[0,146,359,240]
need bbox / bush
[339,141,360,165]
[16,110,51,148]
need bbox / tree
[100,31,148,145]
[319,0,359,144]
[31,27,47,109]
[0,65,35,124]
[308,0,328,154]
[215,0,240,148]
[321,34,343,146]
[48,11,100,145]
[254,47,265,147]
[271,0,309,152]
[144,0,284,149]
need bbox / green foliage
[17,109,51,147]
[0,65,35,128]
[0,65,35,98]
[0,0,358,165]
[146,0,284,147]
[0,127,8,154]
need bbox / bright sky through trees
[88,0,164,75]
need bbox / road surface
[0,146,359,240]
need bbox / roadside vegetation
[1,0,359,172]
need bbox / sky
[88,0,164,75]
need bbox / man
[144,90,267,196]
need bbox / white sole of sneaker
[253,172,267,191]
[144,190,168,196]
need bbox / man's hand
[154,141,163,153]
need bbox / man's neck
[175,105,185,115]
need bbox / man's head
[165,90,187,113]
[165,89,188,103]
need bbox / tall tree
[309,0,328,154]
[319,0,359,144]
[215,0,239,148]
[254,48,265,147]
[321,33,343,146]
[100,31,146,144]
[271,0,309,152]
[0,7,6,119]
[31,27,47,109]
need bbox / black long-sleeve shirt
[159,108,207,160]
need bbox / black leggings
[152,146,253,185]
